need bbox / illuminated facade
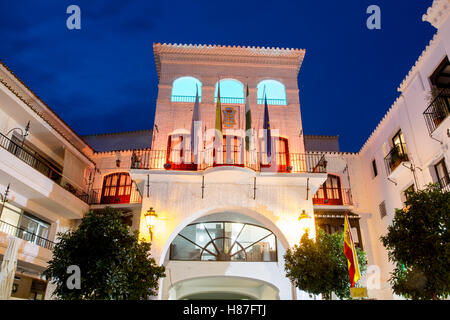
[0,0,449,300]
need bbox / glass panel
[0,205,21,236]
[103,187,109,196]
[179,224,210,248]
[105,176,112,187]
[230,243,246,261]
[119,174,126,186]
[204,222,224,240]
[245,234,276,262]
[236,225,271,249]
[118,187,124,196]
[224,223,244,253]
[110,175,118,187]
[201,242,218,261]
[170,235,202,261]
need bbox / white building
[0,0,448,300]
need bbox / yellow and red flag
[344,212,360,288]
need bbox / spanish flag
[344,212,360,288]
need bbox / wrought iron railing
[130,149,327,174]
[423,88,450,134]
[87,183,142,205]
[0,132,89,203]
[384,143,409,175]
[0,220,54,250]
[313,188,353,206]
[257,98,287,106]
[171,96,288,106]
[438,176,450,193]
[171,95,201,103]
[214,97,245,104]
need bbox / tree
[381,184,450,300]
[284,229,367,300]
[44,207,165,300]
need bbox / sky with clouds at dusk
[0,0,436,152]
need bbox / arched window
[101,172,133,204]
[171,77,202,102]
[215,79,245,104]
[170,222,277,262]
[313,174,343,205]
[257,80,287,105]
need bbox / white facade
[0,0,448,300]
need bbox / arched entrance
[168,276,280,300]
[159,210,293,300]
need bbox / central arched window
[171,77,202,102]
[215,79,245,104]
[313,174,343,205]
[170,222,277,262]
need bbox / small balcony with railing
[0,132,89,204]
[0,220,54,250]
[423,88,450,134]
[312,174,353,207]
[88,182,142,206]
[384,143,410,178]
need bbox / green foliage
[381,184,450,300]
[284,229,367,300]
[44,207,165,300]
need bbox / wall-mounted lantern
[144,207,158,242]
[298,210,311,222]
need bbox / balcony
[170,95,288,106]
[438,176,450,193]
[384,143,409,176]
[313,188,353,206]
[87,184,142,205]
[423,88,450,134]
[0,220,54,250]
[0,132,89,203]
[130,149,327,174]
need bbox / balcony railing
[313,188,353,206]
[0,220,54,250]
[423,88,450,134]
[384,143,409,175]
[87,183,142,205]
[130,149,327,174]
[257,98,287,106]
[438,176,450,193]
[171,95,201,103]
[214,97,245,104]
[0,132,89,203]
[171,96,288,106]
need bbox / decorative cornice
[153,43,306,81]
[423,0,450,29]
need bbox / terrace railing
[384,143,409,175]
[87,182,142,205]
[313,188,353,206]
[130,149,327,174]
[423,88,450,134]
[0,220,54,250]
[0,132,89,203]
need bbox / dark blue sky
[0,1,435,152]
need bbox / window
[259,137,290,172]
[379,201,387,219]
[215,79,244,104]
[257,80,287,105]
[101,172,133,204]
[372,159,378,177]
[402,184,415,204]
[17,213,50,248]
[430,56,450,88]
[392,130,407,156]
[170,222,277,262]
[435,159,450,189]
[171,77,202,102]
[313,174,343,205]
[166,134,197,170]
